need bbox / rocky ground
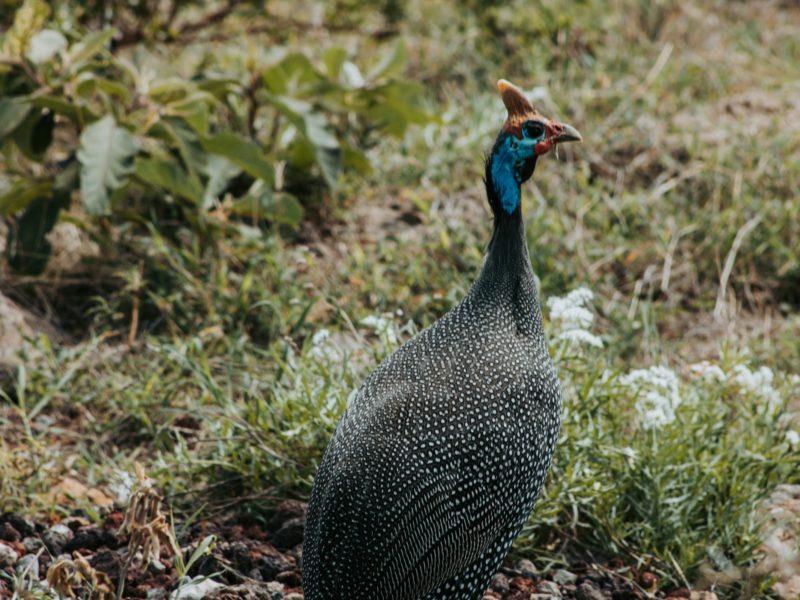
[0,500,717,600]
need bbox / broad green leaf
[6,191,69,275]
[0,98,32,140]
[367,40,407,81]
[202,155,241,210]
[29,95,97,123]
[0,180,53,216]
[77,115,138,215]
[2,0,50,58]
[262,53,320,94]
[12,109,54,160]
[232,190,303,228]
[67,28,115,69]
[202,132,275,185]
[135,158,202,203]
[314,145,342,190]
[322,47,348,79]
[149,117,206,189]
[26,29,67,64]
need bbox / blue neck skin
[490,135,523,215]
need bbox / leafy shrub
[0,0,430,274]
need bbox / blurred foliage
[0,0,430,275]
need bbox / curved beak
[553,122,582,144]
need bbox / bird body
[303,79,581,600]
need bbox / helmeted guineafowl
[303,79,582,600]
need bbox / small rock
[266,580,284,600]
[42,523,73,554]
[0,522,21,542]
[665,588,691,599]
[148,558,167,575]
[482,593,501,600]
[509,576,536,592]
[490,572,509,593]
[22,536,44,553]
[552,569,578,585]
[147,589,169,600]
[0,543,19,567]
[537,580,562,597]
[531,595,559,600]
[575,581,608,600]
[268,501,307,533]
[63,527,116,552]
[284,594,304,600]
[15,553,39,581]
[689,593,719,600]
[638,571,658,590]
[517,558,538,578]
[0,513,35,538]
[272,517,305,550]
[170,576,225,600]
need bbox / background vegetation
[1,0,799,597]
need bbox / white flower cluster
[547,287,603,349]
[731,364,782,416]
[309,328,340,361]
[787,430,800,447]
[361,315,399,346]
[690,361,784,416]
[620,366,682,429]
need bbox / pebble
[42,523,73,555]
[517,558,538,578]
[266,580,284,599]
[689,593,719,600]
[552,569,578,585]
[22,536,44,553]
[272,516,305,550]
[147,558,167,575]
[169,576,224,600]
[15,553,39,580]
[147,589,169,600]
[284,594,304,600]
[537,580,562,597]
[0,543,19,567]
[490,572,510,593]
[0,522,21,542]
[575,581,608,600]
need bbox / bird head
[487,79,582,215]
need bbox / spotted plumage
[303,80,581,600]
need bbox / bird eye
[524,121,545,139]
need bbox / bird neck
[482,150,535,284]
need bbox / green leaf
[135,158,202,203]
[202,132,275,185]
[6,190,70,275]
[232,190,303,228]
[202,155,241,210]
[67,28,115,69]
[262,53,320,94]
[2,0,50,58]
[0,180,53,216]
[0,98,32,140]
[11,109,54,160]
[26,29,67,64]
[29,95,97,123]
[149,117,206,190]
[77,115,138,215]
[322,47,348,79]
[367,40,407,81]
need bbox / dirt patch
[0,500,714,600]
